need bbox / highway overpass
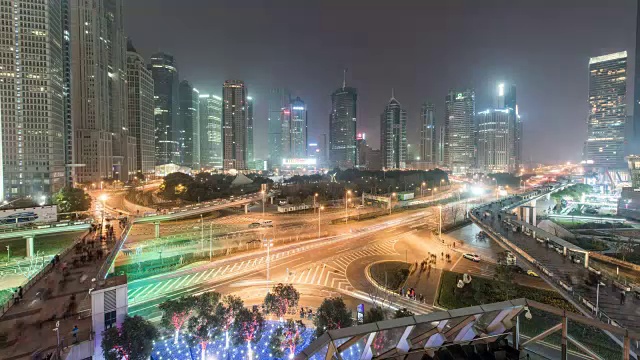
[0,220,92,257]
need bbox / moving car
[527,270,539,277]
[463,253,480,262]
[248,222,261,228]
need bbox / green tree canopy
[313,297,353,337]
[159,295,197,343]
[364,306,386,323]
[231,307,265,346]
[268,319,306,358]
[52,187,91,213]
[264,283,300,318]
[393,308,414,319]
[101,315,158,360]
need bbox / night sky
[124,0,636,164]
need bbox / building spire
[391,88,395,99]
[342,68,347,89]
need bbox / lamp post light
[596,281,605,316]
[261,190,265,218]
[318,206,324,237]
[263,238,274,281]
[98,194,108,230]
[345,190,352,224]
[209,222,213,261]
[314,193,318,214]
[200,214,204,252]
[438,205,443,242]
[421,182,426,197]
[390,192,396,214]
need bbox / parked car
[463,253,480,262]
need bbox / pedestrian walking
[18,286,22,300]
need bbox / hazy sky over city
[124,0,636,164]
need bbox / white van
[261,220,273,228]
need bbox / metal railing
[0,231,90,318]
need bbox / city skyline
[123,0,637,164]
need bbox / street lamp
[314,193,318,214]
[438,205,443,242]
[318,206,324,238]
[345,190,352,224]
[390,192,396,214]
[263,237,274,281]
[200,214,204,252]
[596,281,605,316]
[421,182,426,197]
[261,190,266,218]
[98,194,108,230]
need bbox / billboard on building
[282,158,317,166]
[0,205,57,225]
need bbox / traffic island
[368,261,410,292]
[436,270,622,359]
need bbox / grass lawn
[436,271,622,359]
[0,231,83,262]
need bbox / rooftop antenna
[342,68,347,90]
[391,88,395,99]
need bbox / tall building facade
[584,51,627,169]
[149,52,179,165]
[445,90,475,174]
[355,133,367,169]
[198,94,223,169]
[126,47,155,178]
[330,77,357,169]
[247,96,254,165]
[178,81,198,168]
[222,80,248,170]
[267,89,290,168]
[419,102,436,166]
[70,0,112,183]
[476,109,516,173]
[289,97,308,159]
[104,0,134,182]
[380,95,407,169]
[62,0,74,186]
[633,3,640,155]
[495,83,522,171]
[0,0,65,199]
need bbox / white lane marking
[316,267,325,285]
[220,264,231,275]
[310,266,320,284]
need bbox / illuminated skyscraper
[198,94,223,169]
[0,0,65,199]
[584,51,627,169]
[247,96,255,165]
[445,89,475,174]
[380,94,407,169]
[476,108,516,173]
[330,72,357,168]
[178,81,199,168]
[268,88,290,167]
[126,45,155,178]
[222,80,248,170]
[289,97,308,159]
[420,102,436,166]
[149,52,179,165]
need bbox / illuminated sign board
[282,158,317,166]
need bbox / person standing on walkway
[18,286,22,301]
[72,325,79,343]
